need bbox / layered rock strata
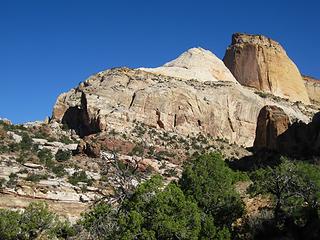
[52,48,312,147]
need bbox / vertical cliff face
[223,33,310,104]
[303,75,320,104]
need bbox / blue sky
[1,0,319,123]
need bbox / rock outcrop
[52,48,313,147]
[303,75,320,104]
[223,33,310,104]
[277,112,320,157]
[253,105,290,150]
[76,138,101,158]
[254,105,320,157]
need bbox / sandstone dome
[223,33,310,104]
[140,47,238,83]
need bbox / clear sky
[1,0,319,123]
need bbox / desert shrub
[7,173,18,188]
[9,142,20,152]
[0,178,6,190]
[0,201,74,239]
[68,171,92,186]
[255,91,268,98]
[25,173,48,182]
[51,164,67,177]
[19,133,33,151]
[37,148,54,168]
[0,144,9,153]
[51,220,76,239]
[248,158,320,239]
[0,120,26,132]
[154,150,176,160]
[55,149,71,162]
[59,135,73,144]
[0,209,21,240]
[129,144,144,157]
[20,202,56,239]
[163,168,178,177]
[32,129,49,139]
[80,203,118,239]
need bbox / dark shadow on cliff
[226,148,283,171]
[61,106,100,138]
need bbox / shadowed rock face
[223,33,310,104]
[254,105,320,157]
[253,105,290,150]
[277,112,320,157]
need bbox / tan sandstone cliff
[52,47,312,147]
[303,75,320,104]
[223,33,310,104]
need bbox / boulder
[253,105,290,150]
[76,139,101,158]
[223,33,310,104]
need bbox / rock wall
[254,105,320,157]
[52,48,313,147]
[303,75,320,104]
[223,33,310,104]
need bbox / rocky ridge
[52,47,315,148]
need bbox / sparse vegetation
[55,149,71,162]
[68,171,93,186]
[25,173,48,182]
[37,148,54,168]
[51,164,67,177]
[0,201,75,239]
[128,144,144,157]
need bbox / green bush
[59,135,73,144]
[19,133,33,151]
[179,152,245,227]
[249,159,320,230]
[0,144,9,153]
[37,148,54,168]
[68,171,92,186]
[80,203,117,239]
[81,175,229,240]
[20,202,56,239]
[0,201,75,239]
[51,164,67,177]
[25,173,48,182]
[55,149,71,162]
[0,209,21,240]
[7,173,18,188]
